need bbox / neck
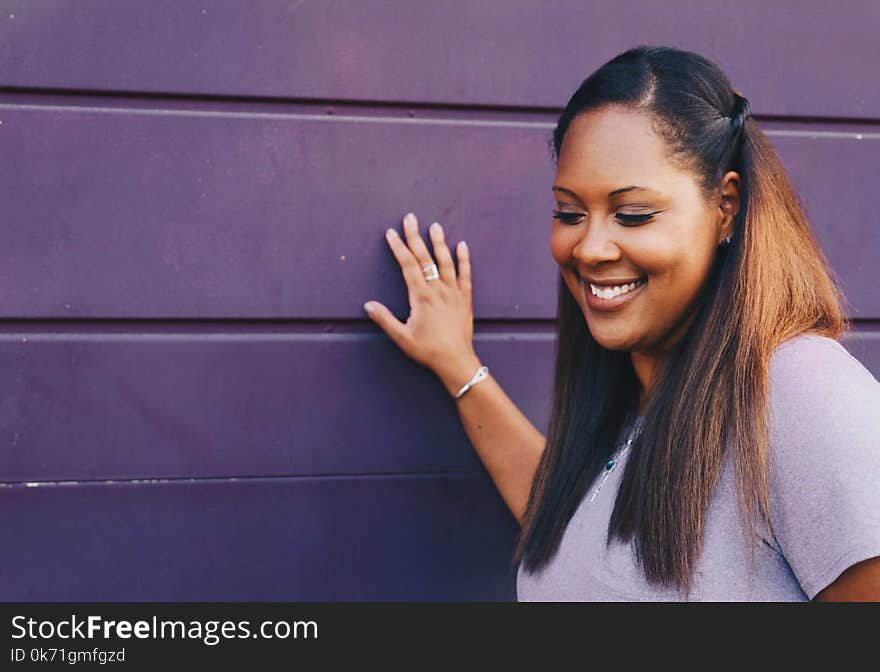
[630,299,703,414]
[631,350,657,415]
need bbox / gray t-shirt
[516,333,880,601]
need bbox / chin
[584,321,640,352]
[592,338,636,352]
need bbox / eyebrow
[552,185,660,200]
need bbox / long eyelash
[551,210,586,225]
[616,213,656,225]
[551,210,657,225]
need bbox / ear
[717,170,741,244]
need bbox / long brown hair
[513,46,849,596]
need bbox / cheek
[548,228,573,266]
[643,245,714,310]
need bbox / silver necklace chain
[588,416,644,503]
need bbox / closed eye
[551,210,586,225]
[616,212,656,225]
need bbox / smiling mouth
[587,278,647,299]
[581,276,648,311]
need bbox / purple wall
[1,1,878,600]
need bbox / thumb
[364,301,407,347]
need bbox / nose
[571,218,622,266]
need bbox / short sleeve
[766,334,880,599]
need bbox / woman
[363,46,880,601]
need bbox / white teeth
[588,280,643,299]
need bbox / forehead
[555,106,690,199]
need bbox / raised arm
[434,352,545,525]
[364,212,545,524]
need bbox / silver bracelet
[454,366,489,399]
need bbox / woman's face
[550,105,737,358]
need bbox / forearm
[436,353,546,526]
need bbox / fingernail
[386,228,396,238]
[404,212,415,224]
[364,301,376,313]
[459,240,468,251]
[430,222,442,233]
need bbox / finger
[364,301,409,350]
[427,222,456,285]
[401,213,437,284]
[385,226,426,293]
[456,240,472,304]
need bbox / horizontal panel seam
[0,332,559,342]
[0,103,555,129]
[3,103,880,138]
[0,471,487,488]
[1,331,878,340]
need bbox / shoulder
[770,332,875,382]
[768,332,880,424]
[764,332,880,598]
[767,331,880,464]
[765,332,880,520]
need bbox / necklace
[588,416,644,503]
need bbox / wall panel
[0,475,519,601]
[0,331,554,482]
[1,105,878,318]
[1,1,878,118]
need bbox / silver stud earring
[720,236,732,247]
